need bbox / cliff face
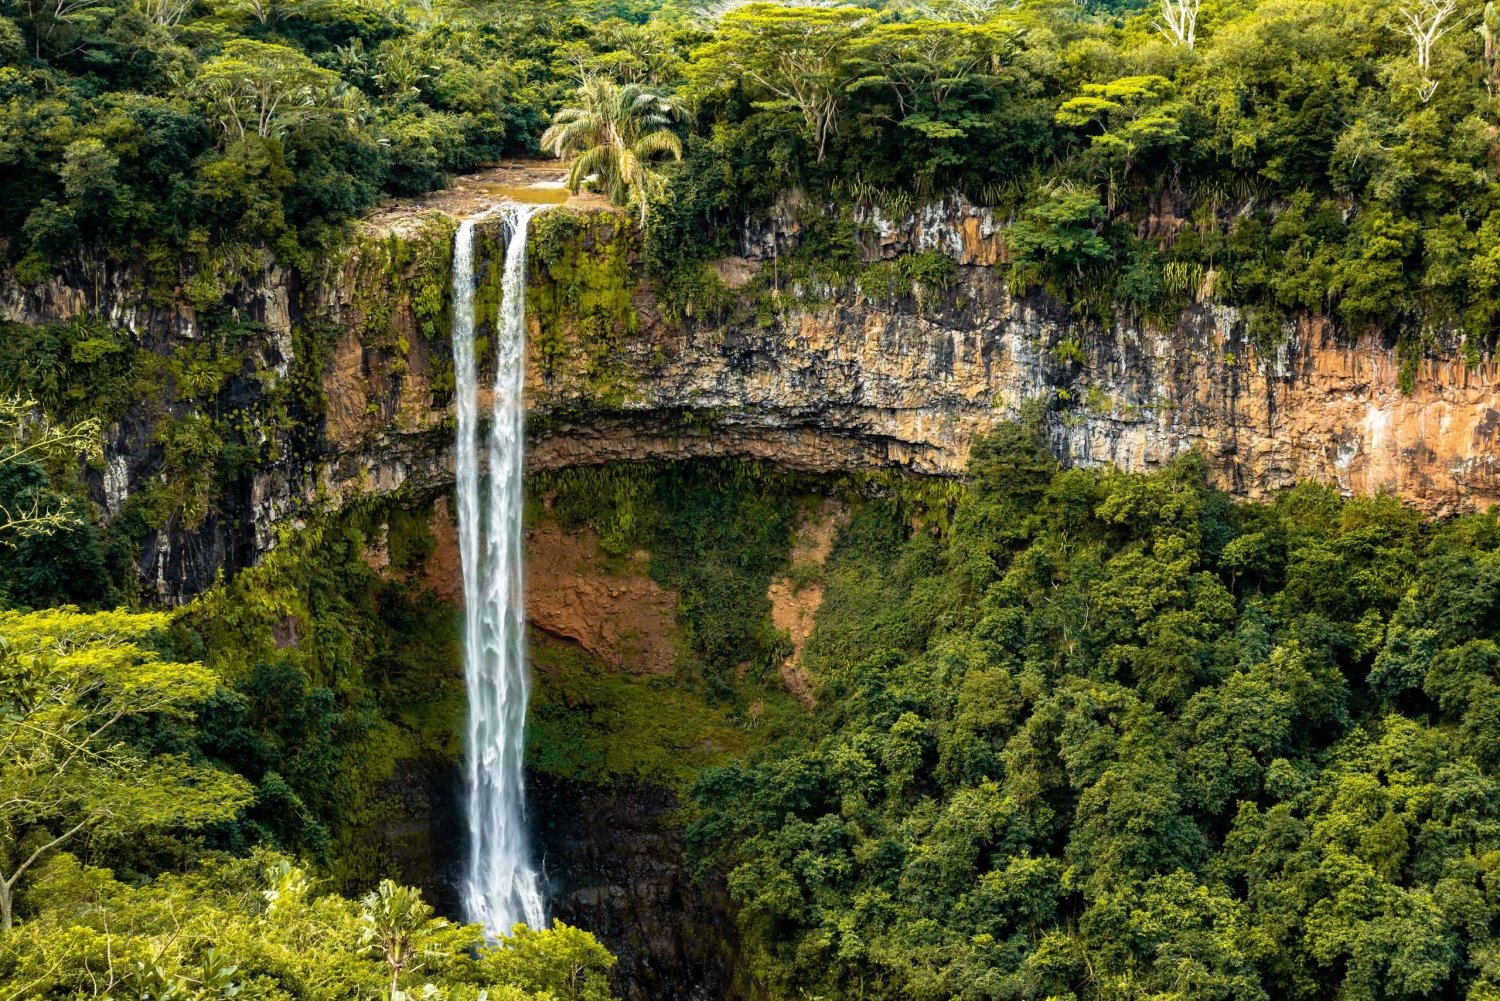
[530,271,1500,511]
[321,199,1500,542]
[530,774,742,1001]
[525,193,1500,514]
[4,193,1498,599]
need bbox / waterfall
[451,204,547,937]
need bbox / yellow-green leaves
[0,606,251,929]
[197,39,342,141]
[0,851,617,1000]
[1055,75,1187,183]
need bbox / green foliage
[0,851,616,1000]
[199,39,340,141]
[536,461,801,702]
[1005,184,1113,297]
[652,259,737,324]
[10,0,1500,346]
[689,424,1500,1001]
[177,499,466,889]
[0,606,253,928]
[642,0,1500,350]
[687,4,877,164]
[0,394,120,607]
[541,76,684,223]
[347,214,458,372]
[528,636,763,789]
[0,317,146,424]
[0,462,120,608]
[0,304,302,548]
[0,0,608,272]
[527,209,640,403]
[477,920,617,1001]
[857,250,957,305]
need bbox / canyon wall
[328,198,1500,534]
[5,196,1500,601]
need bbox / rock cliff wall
[4,192,1498,600]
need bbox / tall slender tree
[1399,0,1469,101]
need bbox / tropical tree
[541,76,684,224]
[688,3,873,162]
[0,397,98,537]
[1398,0,1469,101]
[1157,0,1202,48]
[1055,75,1188,203]
[912,0,1003,21]
[479,921,618,1001]
[360,879,445,999]
[849,19,999,122]
[197,39,341,140]
[0,607,252,930]
[17,0,113,59]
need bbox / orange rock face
[308,237,1500,520]
[766,499,850,708]
[521,523,679,675]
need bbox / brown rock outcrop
[766,499,849,707]
[523,524,678,675]
[520,272,1500,516]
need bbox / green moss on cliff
[346,215,457,383]
[0,315,154,424]
[176,495,463,890]
[0,306,297,544]
[527,208,639,405]
[523,460,852,793]
[527,635,762,788]
[532,461,796,698]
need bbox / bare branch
[1157,0,1201,48]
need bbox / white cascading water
[451,204,547,937]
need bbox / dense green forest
[7,0,1500,342]
[492,433,1500,1001]
[5,0,1500,999]
[686,428,1500,1000]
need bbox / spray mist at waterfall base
[451,204,547,937]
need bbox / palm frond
[633,129,683,162]
[567,146,613,193]
[542,75,686,224]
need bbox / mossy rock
[525,207,641,407]
[343,215,458,388]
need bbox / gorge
[11,2,1500,997]
[6,180,1500,999]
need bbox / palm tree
[540,76,684,225]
